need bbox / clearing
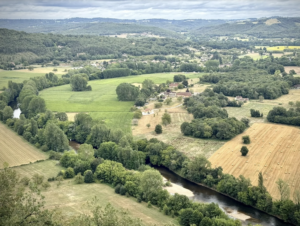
[14,160,178,225]
[285,66,300,76]
[133,99,225,159]
[209,123,300,201]
[265,19,281,26]
[0,123,48,169]
[40,72,203,134]
[240,53,268,60]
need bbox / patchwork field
[133,100,225,159]
[209,123,300,201]
[14,160,178,225]
[40,72,203,133]
[0,123,48,169]
[255,46,300,52]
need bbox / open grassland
[225,90,300,124]
[40,72,203,133]
[0,123,48,169]
[17,66,70,75]
[0,70,44,89]
[14,160,178,225]
[209,123,300,201]
[240,53,268,60]
[285,66,300,76]
[133,100,225,159]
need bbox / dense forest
[0,28,191,65]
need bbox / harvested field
[66,112,79,122]
[285,66,300,76]
[0,123,48,168]
[209,123,300,201]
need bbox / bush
[49,150,63,160]
[115,184,121,194]
[120,185,127,195]
[154,102,163,108]
[84,170,94,183]
[133,110,142,119]
[147,201,152,208]
[242,135,250,144]
[250,109,263,117]
[65,167,75,178]
[74,173,84,184]
[32,173,44,185]
[155,124,162,134]
[20,176,30,186]
[241,146,249,156]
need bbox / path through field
[209,123,300,201]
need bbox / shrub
[65,167,75,178]
[147,201,152,208]
[74,173,84,184]
[20,176,30,186]
[155,124,162,134]
[32,173,44,185]
[133,110,142,119]
[154,102,163,108]
[241,146,249,156]
[120,185,127,195]
[115,184,121,194]
[84,170,94,183]
[242,135,250,144]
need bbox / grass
[40,72,203,134]
[14,160,179,225]
[0,122,48,169]
[255,46,300,52]
[0,67,68,89]
[240,53,268,60]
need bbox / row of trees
[267,106,300,126]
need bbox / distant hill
[0,18,230,38]
[192,17,300,38]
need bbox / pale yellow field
[209,123,300,201]
[0,123,48,168]
[265,18,281,26]
[18,67,70,75]
[285,66,300,76]
[66,112,79,122]
[256,46,300,52]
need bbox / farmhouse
[176,92,192,98]
[169,82,179,88]
[164,91,177,97]
[142,108,154,115]
[235,96,249,102]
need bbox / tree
[276,178,290,201]
[65,167,75,178]
[162,113,171,126]
[2,106,13,121]
[70,74,90,91]
[86,124,110,148]
[77,143,94,161]
[140,169,163,201]
[74,173,84,184]
[165,98,172,105]
[0,166,57,225]
[259,95,264,102]
[44,122,69,152]
[240,146,249,156]
[182,80,188,87]
[242,135,250,144]
[116,83,139,101]
[56,112,68,121]
[84,170,94,183]
[27,96,46,117]
[155,124,162,134]
[28,66,34,71]
[146,123,150,128]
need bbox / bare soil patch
[0,123,48,168]
[265,18,281,26]
[209,123,300,201]
[66,112,79,122]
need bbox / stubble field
[0,123,48,168]
[209,123,300,201]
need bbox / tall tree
[44,122,69,152]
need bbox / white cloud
[0,0,299,19]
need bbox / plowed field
[0,123,48,168]
[209,123,300,201]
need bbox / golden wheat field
[0,123,48,168]
[209,123,300,201]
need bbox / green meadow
[40,72,203,133]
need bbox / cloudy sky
[0,0,299,20]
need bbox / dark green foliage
[115,184,121,194]
[161,113,171,126]
[267,106,300,126]
[241,118,250,127]
[250,109,263,117]
[84,170,94,183]
[70,74,91,91]
[120,185,127,195]
[241,146,249,156]
[55,112,68,121]
[155,124,162,134]
[44,122,69,152]
[101,68,130,79]
[116,83,140,101]
[49,150,63,160]
[173,74,186,82]
[242,135,250,144]
[65,167,75,178]
[181,117,246,140]
[182,80,188,87]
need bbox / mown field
[0,67,68,89]
[40,72,203,134]
[14,160,179,225]
[0,122,48,168]
[209,123,300,201]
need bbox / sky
[0,0,299,20]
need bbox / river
[69,141,291,226]
[9,100,21,118]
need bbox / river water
[69,141,290,226]
[9,100,21,118]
